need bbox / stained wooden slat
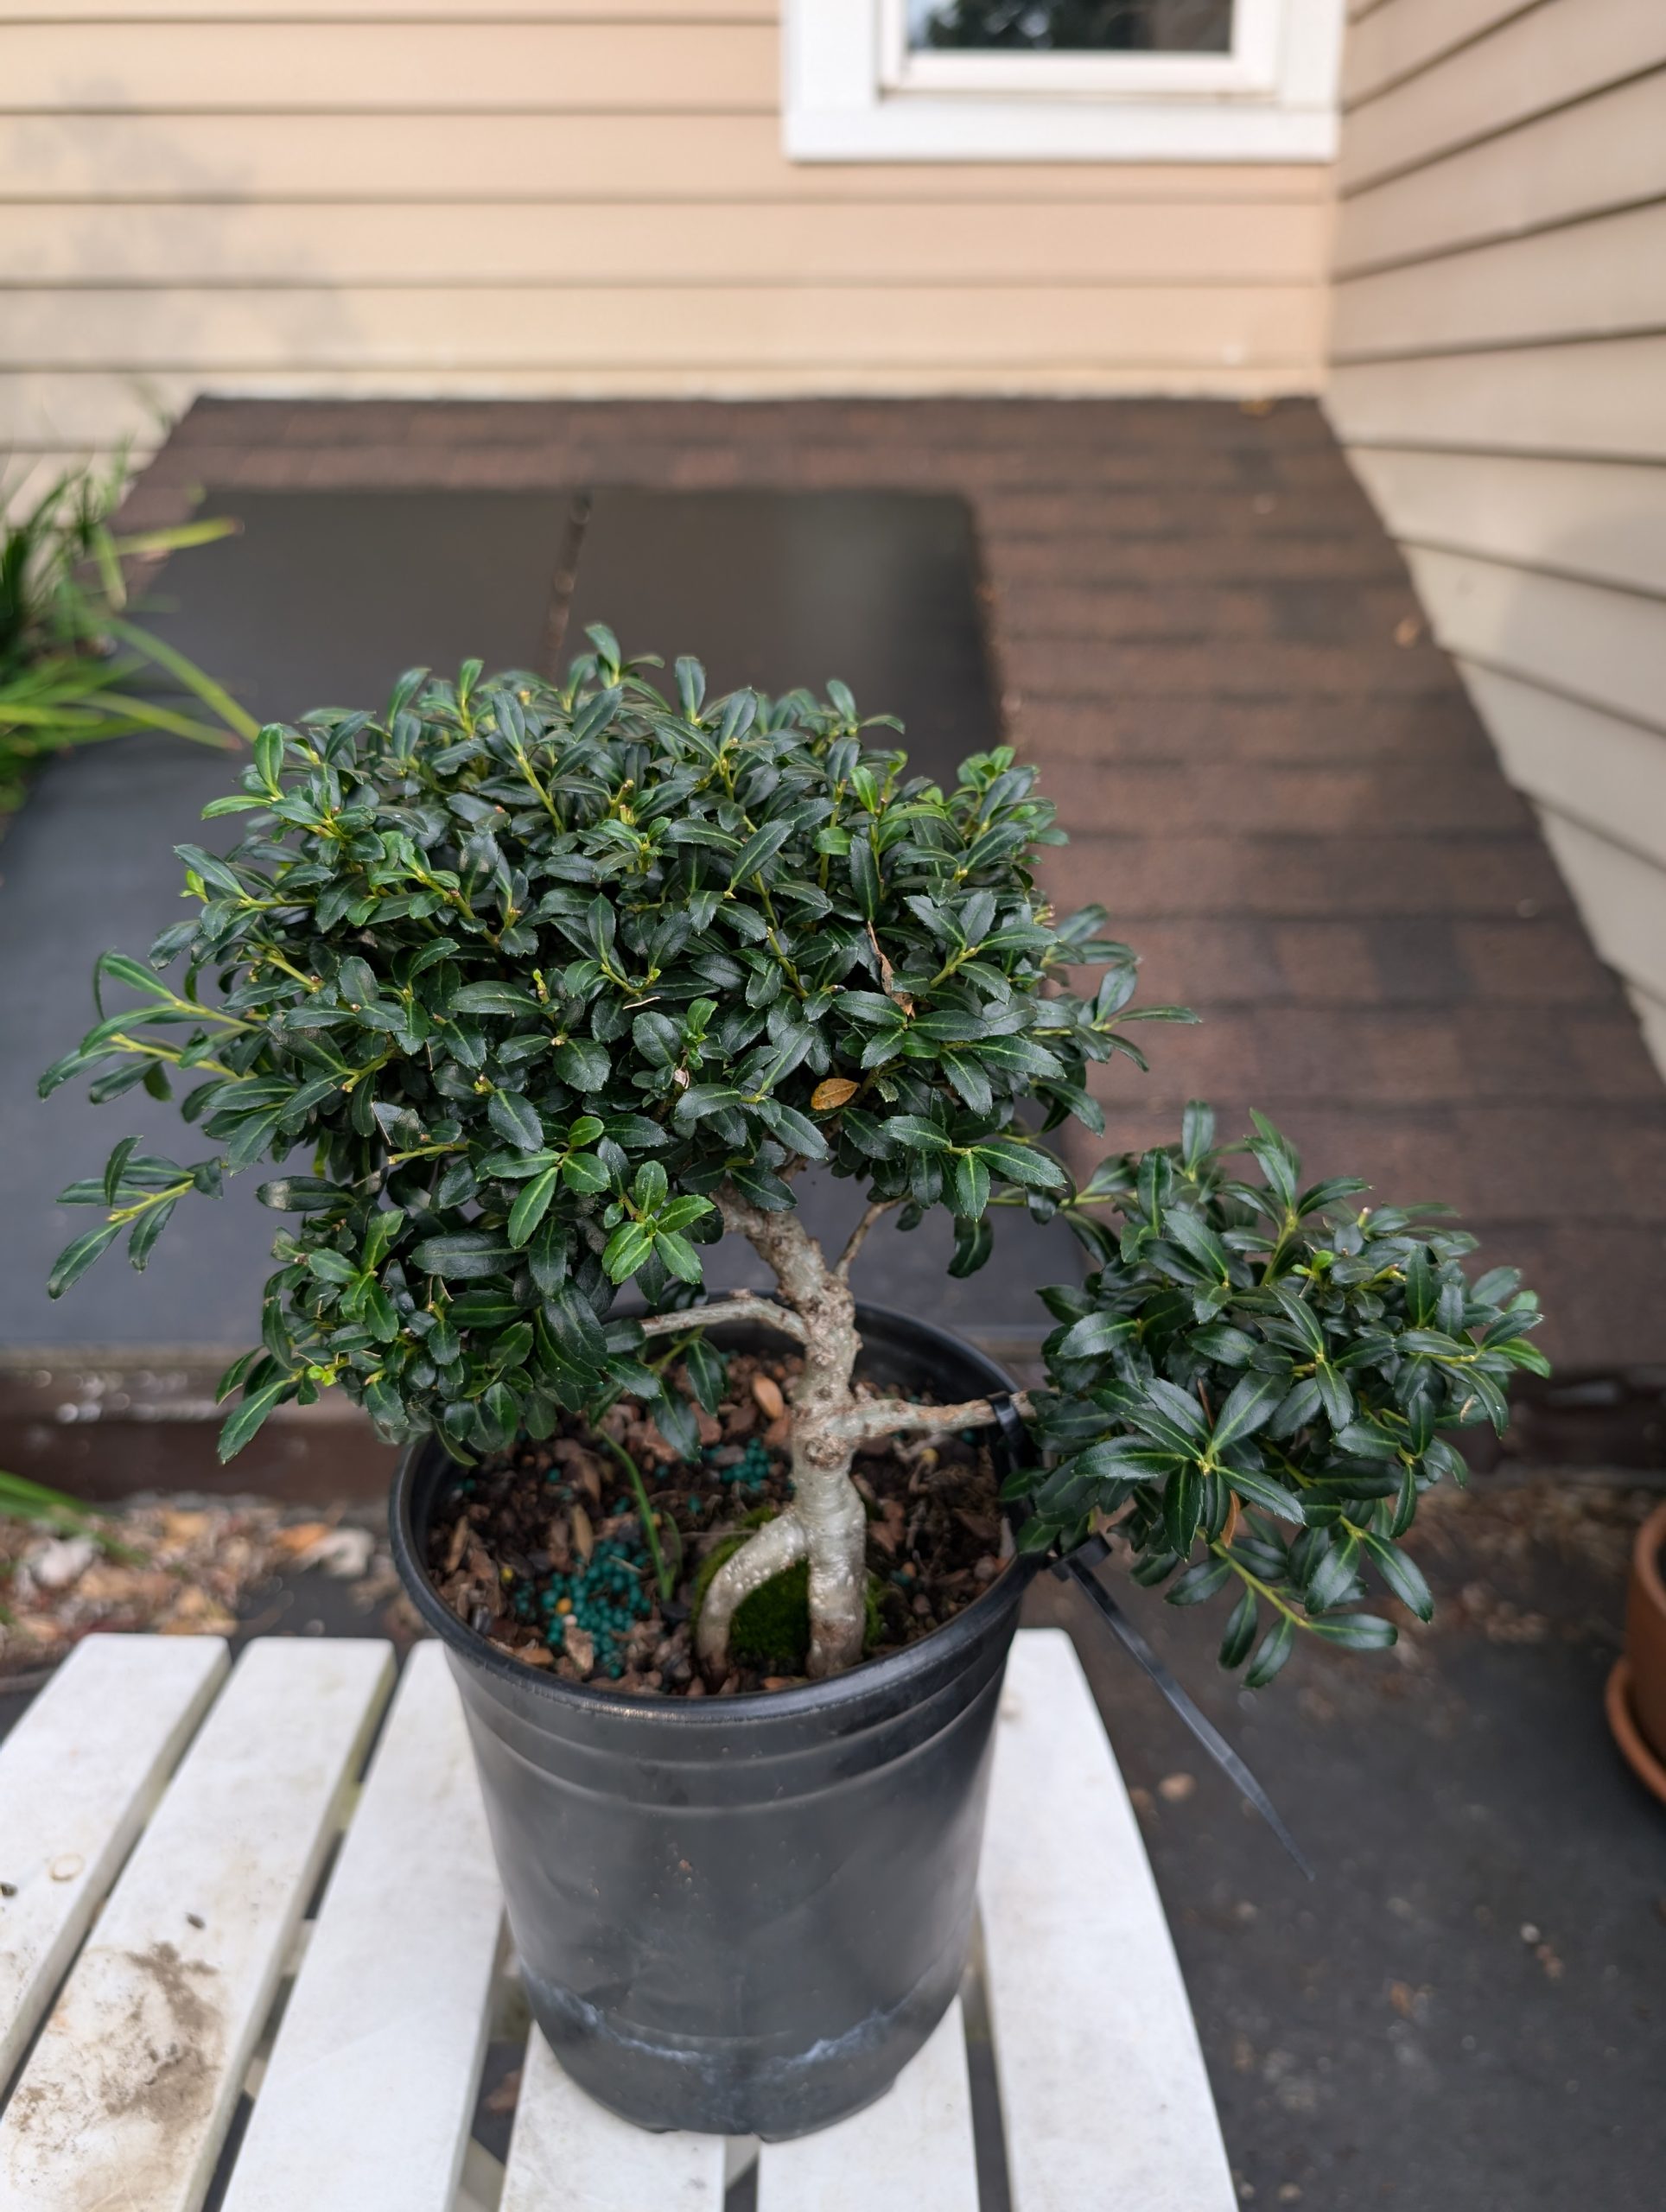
[219,1643,503,2212]
[979,1629,1235,2212]
[0,1634,227,2084]
[499,2027,728,2212]
[754,1998,978,2212]
[0,1638,392,2212]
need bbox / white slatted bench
[0,1629,1235,2211]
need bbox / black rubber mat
[143,489,578,724]
[3,493,575,1347]
[557,490,1002,789]
[3,482,1062,1353]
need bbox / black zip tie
[984,1390,1314,1883]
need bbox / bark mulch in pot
[423,1348,1012,1696]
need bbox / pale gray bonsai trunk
[636,1189,1023,1679]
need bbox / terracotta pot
[1606,1497,1666,1806]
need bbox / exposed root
[695,1509,807,1675]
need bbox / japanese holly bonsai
[44,635,1548,1689]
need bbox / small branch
[834,1198,899,1281]
[633,1294,809,1346]
[835,1389,1033,1446]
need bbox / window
[783,0,1345,162]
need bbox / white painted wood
[219,1643,503,2212]
[499,2027,728,2212]
[980,1630,1236,2212]
[1331,200,1666,360]
[754,1998,979,2212]
[0,1635,227,2086]
[1460,662,1666,873]
[1402,545,1666,735]
[1327,337,1666,461]
[784,0,1345,162]
[0,1637,393,2212]
[1334,69,1666,277]
[1338,0,1666,196]
[881,0,1289,95]
[1345,450,1666,599]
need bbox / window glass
[908,1,1235,52]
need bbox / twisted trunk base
[692,1189,870,1678]
[681,1188,1027,1681]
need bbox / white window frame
[783,0,1345,162]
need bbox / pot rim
[388,1297,1038,1726]
[1633,1497,1666,1618]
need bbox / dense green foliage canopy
[45,638,1546,1674]
[1018,1107,1546,1682]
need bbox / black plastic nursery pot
[389,1301,1038,2139]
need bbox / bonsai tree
[43,639,1547,1683]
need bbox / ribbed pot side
[389,1302,1037,2139]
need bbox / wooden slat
[0,116,1328,202]
[1338,0,1666,197]
[499,2026,728,2211]
[0,1638,393,2212]
[1346,449,1666,597]
[754,1998,979,2212]
[1332,200,1666,360]
[1328,337,1666,461]
[218,1643,502,2212]
[0,199,1329,289]
[979,1630,1235,2212]
[1335,70,1666,276]
[1342,0,1540,108]
[0,1635,227,2085]
[0,22,776,112]
[1461,660,1666,872]
[1402,544,1666,734]
[0,283,1323,371]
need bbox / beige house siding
[1326,0,1666,1072]
[0,2,1335,477]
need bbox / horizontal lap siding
[0,9,1334,453]
[1327,0,1666,1075]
